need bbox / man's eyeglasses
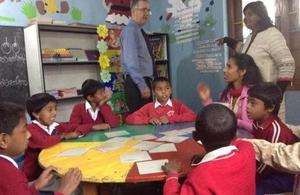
[135,8,152,15]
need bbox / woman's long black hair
[220,53,262,101]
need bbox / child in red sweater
[126,77,196,125]
[23,93,88,182]
[0,102,81,195]
[69,79,119,130]
[162,104,256,195]
[247,82,297,195]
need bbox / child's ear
[0,133,9,149]
[240,69,247,77]
[267,105,275,113]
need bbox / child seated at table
[126,77,196,125]
[69,79,119,130]
[0,101,81,195]
[247,82,297,195]
[162,104,256,195]
[22,93,89,182]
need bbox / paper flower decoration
[97,40,108,53]
[100,70,112,83]
[97,25,109,39]
[98,54,110,70]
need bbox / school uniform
[69,101,119,129]
[163,140,256,195]
[22,120,89,181]
[253,115,297,194]
[0,154,64,195]
[125,99,196,125]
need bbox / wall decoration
[21,1,36,19]
[103,0,131,25]
[70,6,81,21]
[0,16,15,22]
[35,0,69,15]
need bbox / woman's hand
[197,83,211,102]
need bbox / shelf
[155,59,168,64]
[42,61,98,65]
[38,24,97,34]
[56,95,83,101]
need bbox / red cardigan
[126,99,196,125]
[253,115,297,178]
[164,140,256,195]
[69,102,119,129]
[22,123,88,181]
[0,157,63,195]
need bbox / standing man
[120,0,155,113]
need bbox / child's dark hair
[152,77,171,90]
[81,79,105,99]
[194,104,237,151]
[26,93,57,120]
[221,53,262,101]
[248,82,282,115]
[0,102,25,135]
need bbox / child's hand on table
[149,117,162,125]
[162,160,181,174]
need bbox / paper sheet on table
[105,137,132,143]
[137,159,168,175]
[149,143,177,153]
[57,147,89,157]
[156,135,189,143]
[95,142,124,152]
[161,127,195,136]
[132,141,163,151]
[132,134,157,141]
[120,151,152,163]
[104,130,130,138]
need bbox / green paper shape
[71,7,82,21]
[21,1,37,19]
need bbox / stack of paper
[137,159,168,175]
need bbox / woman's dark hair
[194,104,237,152]
[26,93,57,120]
[243,1,274,31]
[221,53,262,101]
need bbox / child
[0,101,81,195]
[69,79,119,130]
[198,53,262,134]
[126,77,196,125]
[247,82,297,195]
[23,93,89,181]
[162,104,256,195]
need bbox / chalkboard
[0,26,29,105]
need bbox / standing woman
[218,1,295,121]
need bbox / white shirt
[85,101,99,121]
[0,154,18,168]
[32,120,59,135]
[154,99,173,109]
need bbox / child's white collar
[32,120,59,135]
[154,99,172,108]
[0,154,18,168]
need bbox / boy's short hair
[152,77,171,90]
[130,0,148,9]
[0,102,25,135]
[248,82,282,115]
[81,79,105,99]
[194,104,237,151]
[26,93,56,120]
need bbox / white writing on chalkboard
[0,76,28,88]
[0,55,26,64]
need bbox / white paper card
[156,135,189,143]
[132,141,163,151]
[149,143,177,153]
[104,130,130,138]
[58,147,89,157]
[105,137,132,143]
[95,142,124,152]
[161,127,195,136]
[132,134,157,141]
[137,159,168,175]
[120,151,152,163]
